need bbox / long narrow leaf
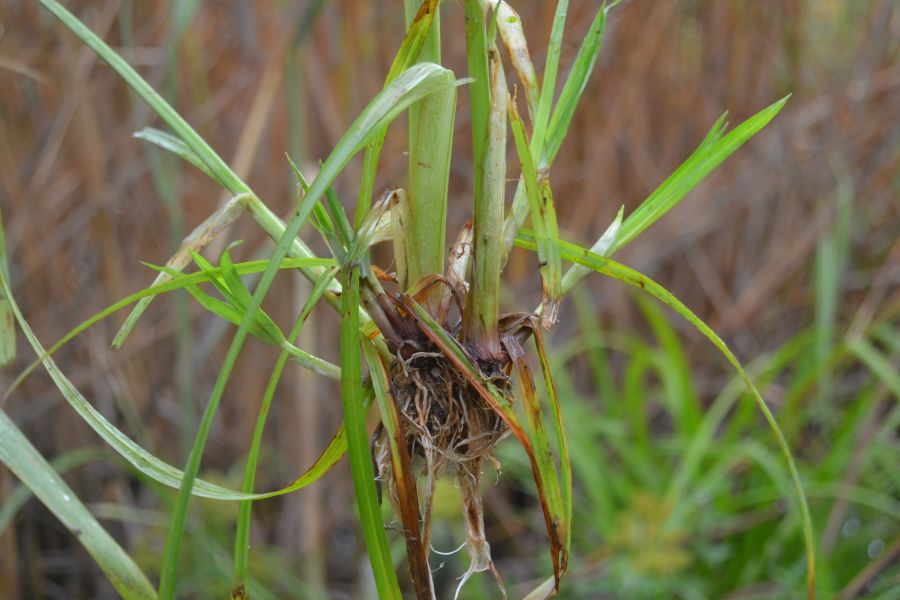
[233,267,340,596]
[502,335,565,586]
[5,257,333,401]
[543,2,613,165]
[509,101,562,328]
[357,0,441,224]
[340,268,402,598]
[530,324,573,558]
[613,96,790,254]
[133,128,216,181]
[0,207,13,365]
[0,411,156,599]
[0,270,348,502]
[152,263,339,378]
[0,447,107,536]
[403,0,452,308]
[559,206,622,295]
[530,0,570,158]
[464,0,491,235]
[286,156,352,258]
[516,230,816,598]
[363,342,433,598]
[399,0,441,80]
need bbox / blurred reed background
[0,0,897,598]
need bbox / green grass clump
[0,1,838,599]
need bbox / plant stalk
[403,0,453,312]
[464,41,507,360]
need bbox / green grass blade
[503,335,566,585]
[457,5,504,360]
[133,128,216,181]
[180,282,257,332]
[0,447,107,536]
[340,268,402,599]
[279,341,341,379]
[0,411,156,599]
[400,0,441,76]
[187,250,231,298]
[5,258,333,401]
[612,96,790,254]
[357,0,441,225]
[0,270,345,502]
[35,0,246,193]
[154,263,339,378]
[218,246,255,307]
[848,338,900,400]
[509,101,562,328]
[286,156,352,257]
[560,205,622,294]
[0,207,13,365]
[173,252,289,349]
[188,255,339,374]
[173,277,287,349]
[363,342,433,598]
[516,230,816,598]
[530,325,573,557]
[233,267,340,596]
[530,0,569,160]
[159,63,458,596]
[543,2,613,165]
[464,0,491,233]
[34,0,342,349]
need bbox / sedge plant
[0,1,818,599]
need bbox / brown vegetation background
[0,0,897,597]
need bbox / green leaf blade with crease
[613,96,789,254]
[0,411,156,599]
